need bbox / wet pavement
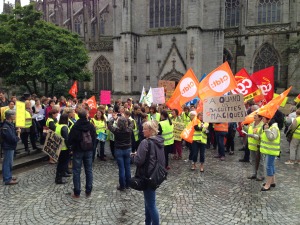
[0,133,299,225]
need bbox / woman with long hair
[132,120,165,225]
[108,114,133,191]
[91,108,107,161]
[158,110,174,170]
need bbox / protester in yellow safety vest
[258,114,280,191]
[63,107,77,129]
[158,110,174,170]
[20,100,41,154]
[181,106,191,127]
[148,106,161,122]
[191,112,209,172]
[285,108,300,165]
[91,108,107,161]
[243,112,264,181]
[124,111,139,153]
[214,122,228,161]
[171,109,183,160]
[55,114,71,184]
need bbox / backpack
[80,130,93,151]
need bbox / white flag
[139,86,147,103]
[144,87,153,106]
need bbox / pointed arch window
[149,0,181,28]
[94,56,112,93]
[253,44,280,81]
[257,0,282,24]
[225,0,240,28]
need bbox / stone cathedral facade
[20,0,300,98]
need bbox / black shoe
[66,170,72,175]
[100,157,107,161]
[239,159,250,162]
[55,179,67,184]
[263,183,276,187]
[247,175,256,179]
[238,147,246,151]
[256,177,265,181]
[117,186,125,191]
[62,173,71,177]
[261,186,270,191]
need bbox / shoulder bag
[286,123,300,142]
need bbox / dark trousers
[21,130,37,150]
[56,149,70,181]
[243,141,250,161]
[164,144,174,167]
[192,141,206,163]
[110,140,115,159]
[226,136,235,152]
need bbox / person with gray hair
[1,110,21,185]
[132,120,165,225]
[108,113,134,191]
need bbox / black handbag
[145,140,168,190]
[130,139,167,191]
[286,123,300,142]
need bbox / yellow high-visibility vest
[247,122,263,151]
[55,124,69,151]
[159,120,174,146]
[260,124,280,156]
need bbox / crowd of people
[1,90,300,225]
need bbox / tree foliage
[0,4,92,96]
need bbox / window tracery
[94,56,112,92]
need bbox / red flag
[69,81,78,98]
[251,66,274,103]
[86,96,97,110]
[166,68,199,114]
[231,68,264,102]
[198,62,237,100]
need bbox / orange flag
[198,62,237,100]
[180,117,199,143]
[258,86,292,119]
[69,81,78,98]
[166,68,199,114]
[86,96,97,110]
[196,100,203,113]
[242,87,292,124]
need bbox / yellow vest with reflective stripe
[292,117,300,139]
[260,124,280,156]
[129,117,139,141]
[92,118,106,135]
[247,122,263,151]
[25,111,32,128]
[68,118,75,129]
[159,120,174,146]
[46,118,54,128]
[193,121,208,144]
[148,113,161,122]
[181,112,191,127]
[55,124,69,151]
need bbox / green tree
[0,4,92,96]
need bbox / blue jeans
[72,150,93,196]
[115,148,131,188]
[192,141,206,163]
[216,131,227,157]
[143,188,159,225]
[265,154,276,176]
[2,149,14,183]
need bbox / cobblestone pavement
[1,134,300,225]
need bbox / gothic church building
[34,0,300,98]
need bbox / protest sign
[203,94,246,123]
[15,101,25,128]
[42,130,64,162]
[158,80,175,102]
[1,106,8,122]
[173,121,185,141]
[152,87,165,104]
[100,90,111,105]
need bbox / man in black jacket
[68,109,96,198]
[1,110,20,185]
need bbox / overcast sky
[0,0,30,14]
